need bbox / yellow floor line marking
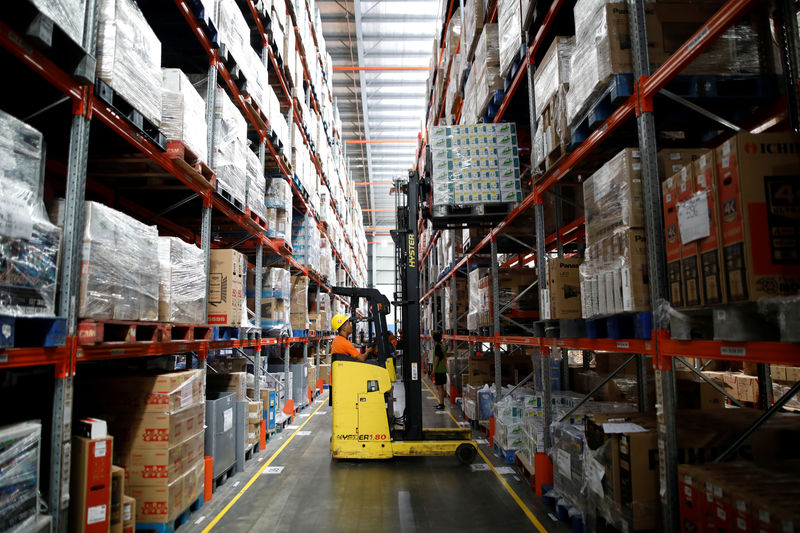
[423,377,547,533]
[202,397,327,533]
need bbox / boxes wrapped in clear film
[533,37,573,171]
[209,88,248,207]
[31,0,86,46]
[257,267,291,334]
[245,147,267,222]
[292,215,320,273]
[0,422,42,532]
[80,201,159,321]
[97,0,162,126]
[498,0,523,78]
[0,112,61,317]
[567,0,773,126]
[290,274,309,330]
[157,237,206,324]
[429,123,522,208]
[161,69,208,164]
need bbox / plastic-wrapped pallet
[266,208,290,241]
[0,112,61,317]
[463,0,485,60]
[532,37,573,170]
[79,201,159,321]
[261,267,290,333]
[161,68,208,164]
[471,24,502,118]
[265,177,292,209]
[210,88,248,207]
[217,0,250,64]
[245,147,267,222]
[290,274,309,330]
[31,0,86,46]
[498,0,522,78]
[157,237,206,324]
[97,0,162,126]
[0,422,41,532]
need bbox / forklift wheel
[456,443,477,464]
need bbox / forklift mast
[391,170,424,441]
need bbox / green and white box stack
[430,123,522,209]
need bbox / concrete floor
[183,376,568,533]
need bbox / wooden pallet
[164,324,212,342]
[134,495,203,533]
[246,207,268,230]
[77,320,164,345]
[166,140,216,189]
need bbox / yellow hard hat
[331,314,349,331]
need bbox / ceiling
[318,0,441,232]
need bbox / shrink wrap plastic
[568,0,768,125]
[579,226,650,318]
[31,0,86,45]
[290,274,308,329]
[583,148,643,245]
[0,112,60,317]
[97,0,162,126]
[429,123,522,207]
[463,0,485,60]
[265,178,292,209]
[161,68,208,164]
[533,38,573,164]
[157,237,206,324]
[261,267,291,333]
[211,89,248,206]
[291,215,320,272]
[246,147,267,221]
[498,0,522,78]
[0,422,41,532]
[79,201,159,321]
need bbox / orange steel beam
[345,139,417,144]
[334,66,429,71]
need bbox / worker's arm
[356,351,368,362]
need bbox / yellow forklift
[329,171,477,463]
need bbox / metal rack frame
[416,0,800,530]
[0,0,363,529]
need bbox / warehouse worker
[432,331,447,410]
[329,314,375,405]
[330,314,367,362]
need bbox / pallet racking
[0,0,365,529]
[416,0,800,529]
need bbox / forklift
[329,170,477,463]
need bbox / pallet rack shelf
[0,0,363,529]
[417,0,800,529]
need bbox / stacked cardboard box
[207,372,247,402]
[678,463,800,533]
[247,400,263,447]
[208,249,245,326]
[462,24,503,122]
[579,149,650,318]
[80,202,159,321]
[585,409,800,531]
[78,371,205,524]
[542,257,582,319]
[290,274,309,330]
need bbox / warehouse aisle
[185,377,567,533]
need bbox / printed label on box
[95,440,107,458]
[223,408,233,432]
[87,504,107,524]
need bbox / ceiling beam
[333,65,428,71]
[323,33,434,41]
[322,13,434,23]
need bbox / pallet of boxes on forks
[77,370,205,525]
